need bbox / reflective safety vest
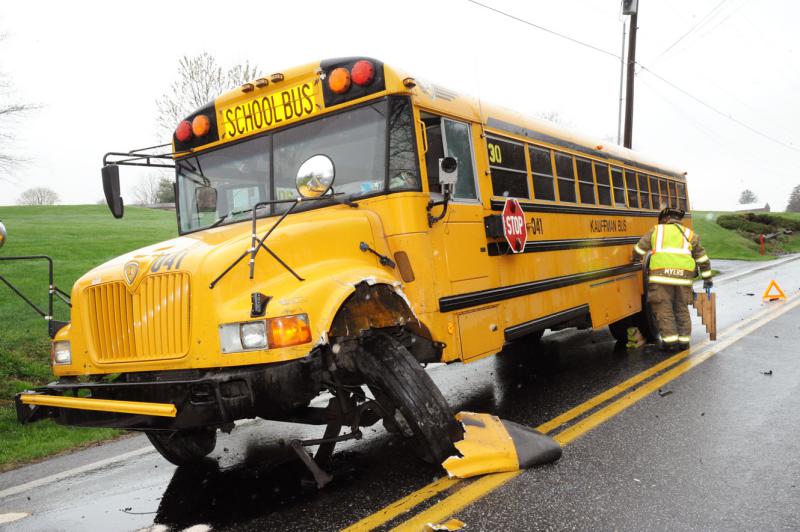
[649,224,696,284]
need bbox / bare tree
[155,52,260,140]
[17,187,60,205]
[134,175,161,205]
[0,35,37,177]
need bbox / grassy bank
[0,205,176,469]
[691,211,800,260]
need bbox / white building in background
[735,202,770,213]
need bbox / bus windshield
[176,97,418,233]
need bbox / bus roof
[205,57,686,180]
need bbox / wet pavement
[1,255,798,531]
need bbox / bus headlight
[219,314,312,353]
[240,322,268,350]
[52,341,71,365]
[219,321,267,353]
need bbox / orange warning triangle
[762,279,786,302]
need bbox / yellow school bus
[15,57,690,475]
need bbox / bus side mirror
[439,156,458,195]
[0,220,7,248]
[101,165,125,219]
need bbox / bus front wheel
[355,331,462,464]
[146,428,217,466]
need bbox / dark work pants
[648,283,692,344]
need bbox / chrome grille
[86,273,191,363]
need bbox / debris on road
[442,412,562,479]
[425,518,466,531]
[658,389,673,397]
[761,370,773,376]
[626,327,646,349]
[0,513,30,525]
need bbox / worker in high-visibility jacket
[633,207,712,351]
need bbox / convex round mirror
[296,155,335,198]
[0,221,6,248]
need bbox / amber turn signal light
[328,67,351,94]
[267,314,312,348]
[192,115,211,137]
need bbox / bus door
[421,114,498,360]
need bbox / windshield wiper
[207,206,263,229]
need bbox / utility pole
[616,20,627,145]
[622,0,639,149]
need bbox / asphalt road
[1,255,798,531]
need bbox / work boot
[678,342,690,352]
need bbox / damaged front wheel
[146,428,217,466]
[355,332,462,464]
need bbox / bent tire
[146,428,217,466]
[356,332,462,464]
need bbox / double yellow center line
[345,293,800,531]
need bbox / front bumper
[15,354,322,431]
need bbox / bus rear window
[554,152,576,203]
[611,167,626,207]
[626,170,639,208]
[677,182,688,210]
[576,158,595,204]
[638,173,651,209]
[594,163,611,206]
[529,146,555,201]
[487,137,529,198]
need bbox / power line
[466,0,620,60]
[466,0,800,155]
[636,65,799,153]
[651,0,731,63]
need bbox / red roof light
[175,120,193,142]
[351,60,375,86]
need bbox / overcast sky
[1,0,798,210]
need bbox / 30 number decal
[487,142,503,164]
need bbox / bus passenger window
[487,137,528,198]
[611,167,626,207]
[594,163,612,206]
[659,179,669,209]
[554,152,576,203]
[677,182,688,210]
[649,176,660,209]
[443,119,477,200]
[626,170,639,208]
[529,146,555,201]
[576,158,595,204]
[668,181,677,208]
[638,173,651,209]
[388,98,420,192]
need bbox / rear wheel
[355,332,461,464]
[146,428,217,466]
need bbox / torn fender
[442,412,562,479]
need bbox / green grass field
[0,205,176,470]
